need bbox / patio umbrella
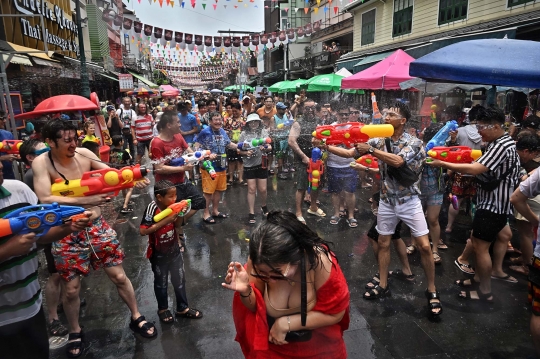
[127,86,159,97]
[302,73,345,92]
[268,81,286,93]
[159,84,180,97]
[409,38,540,88]
[15,95,99,120]
[279,79,307,93]
[210,89,223,94]
[223,85,255,92]
[341,49,415,90]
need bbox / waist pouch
[266,315,312,342]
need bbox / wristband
[240,285,252,298]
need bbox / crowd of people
[0,88,540,359]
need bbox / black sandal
[48,319,68,337]
[261,206,269,216]
[363,284,390,300]
[176,308,203,319]
[458,289,494,303]
[390,269,415,283]
[454,277,480,288]
[129,315,157,338]
[425,289,443,316]
[158,310,174,324]
[365,273,381,290]
[66,329,85,358]
[249,213,256,224]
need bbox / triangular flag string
[213,3,216,8]
[304,7,308,13]
[202,2,206,8]
[333,6,338,14]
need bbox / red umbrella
[15,95,99,120]
[162,90,180,97]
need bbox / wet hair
[81,141,100,155]
[197,100,207,108]
[42,118,77,145]
[349,102,360,111]
[230,102,241,110]
[249,211,334,274]
[208,111,222,121]
[464,99,473,108]
[336,103,350,112]
[423,123,444,144]
[476,106,505,124]
[206,98,218,107]
[264,95,273,102]
[112,135,124,147]
[315,104,322,112]
[177,102,188,112]
[522,115,540,130]
[468,105,484,123]
[156,110,178,132]
[516,133,540,152]
[445,105,462,120]
[389,102,411,122]
[154,179,175,197]
[19,139,42,166]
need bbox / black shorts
[368,219,403,241]
[471,209,508,242]
[244,165,268,180]
[43,243,57,274]
[226,148,242,163]
[176,181,206,210]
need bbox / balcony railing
[274,60,284,71]
[311,18,354,41]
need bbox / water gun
[312,122,394,148]
[170,150,211,166]
[51,165,149,197]
[201,160,217,179]
[0,202,86,237]
[153,199,192,222]
[353,155,378,169]
[307,147,323,192]
[430,105,438,123]
[449,193,459,210]
[426,146,482,163]
[0,140,23,155]
[237,137,272,150]
[425,120,458,151]
[371,92,383,124]
[277,118,294,129]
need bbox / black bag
[384,138,419,188]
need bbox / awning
[128,71,159,88]
[97,73,119,82]
[336,57,363,72]
[2,53,32,66]
[353,51,394,68]
[7,42,61,67]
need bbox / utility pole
[75,0,90,98]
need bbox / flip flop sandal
[437,241,449,250]
[491,274,518,283]
[249,213,256,224]
[454,259,475,275]
[227,181,233,186]
[406,245,417,255]
[330,216,340,225]
[129,315,157,338]
[296,216,306,225]
[213,212,228,218]
[338,209,346,218]
[509,265,529,275]
[458,289,494,303]
[203,216,215,224]
[425,289,443,316]
[347,218,358,228]
[433,252,442,265]
[307,208,326,217]
[363,284,390,300]
[48,319,68,337]
[121,207,134,214]
[158,310,174,324]
[454,277,480,287]
[66,329,85,358]
[390,269,415,283]
[176,308,203,319]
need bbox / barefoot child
[140,180,203,323]
[110,135,134,213]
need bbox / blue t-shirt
[196,127,231,172]
[178,113,199,144]
[0,130,15,179]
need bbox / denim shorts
[327,166,358,194]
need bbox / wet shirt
[368,132,424,202]
[196,127,231,172]
[151,134,189,184]
[238,128,270,168]
[420,165,443,196]
[116,109,136,130]
[178,112,199,144]
[223,116,245,144]
[140,201,180,260]
[294,117,319,159]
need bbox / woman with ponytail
[222,211,350,359]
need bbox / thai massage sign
[3,0,79,57]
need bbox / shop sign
[12,0,80,55]
[119,74,134,91]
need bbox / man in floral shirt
[326,102,440,317]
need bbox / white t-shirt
[519,169,540,258]
[116,108,136,130]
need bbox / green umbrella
[268,81,287,93]
[302,73,345,92]
[223,85,255,92]
[279,79,307,93]
[342,89,366,94]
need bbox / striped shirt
[0,180,40,327]
[132,114,154,141]
[475,133,520,215]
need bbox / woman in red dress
[222,211,350,359]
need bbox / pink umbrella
[341,49,415,90]
[15,95,99,120]
[159,85,180,97]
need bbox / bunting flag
[181,1,185,7]
[202,3,206,8]
[191,0,195,7]
[170,0,174,5]
[166,0,170,5]
[316,0,320,4]
[323,6,327,12]
[284,7,288,12]
[212,3,216,9]
[158,0,163,7]
[304,7,308,13]
[224,4,227,7]
[294,7,298,12]
[334,6,338,14]
[314,7,318,13]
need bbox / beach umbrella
[126,86,159,97]
[223,85,255,92]
[279,79,307,93]
[268,81,287,93]
[210,89,223,94]
[302,73,345,92]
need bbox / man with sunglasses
[32,119,157,356]
[428,107,520,303]
[0,112,17,180]
[349,103,363,124]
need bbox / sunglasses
[339,113,350,117]
[475,124,495,131]
[250,263,291,282]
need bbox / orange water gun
[312,122,394,148]
[0,140,23,155]
[51,165,149,197]
[371,92,383,124]
[153,199,192,222]
[354,154,378,169]
[307,148,323,192]
[426,146,482,164]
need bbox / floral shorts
[52,215,125,281]
[528,256,540,316]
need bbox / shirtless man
[32,119,156,358]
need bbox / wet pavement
[41,169,537,359]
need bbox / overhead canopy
[128,71,159,88]
[279,79,307,93]
[97,73,119,82]
[268,81,286,93]
[302,73,345,92]
[2,53,32,66]
[342,49,415,90]
[399,77,531,94]
[335,68,352,77]
[353,50,394,68]
[409,38,540,88]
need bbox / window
[361,9,376,46]
[438,0,468,25]
[393,0,413,37]
[281,10,289,30]
[508,0,535,6]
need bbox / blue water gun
[425,120,458,151]
[170,150,211,166]
[191,95,196,110]
[0,203,85,237]
[277,118,294,129]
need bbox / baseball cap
[242,96,251,102]
[276,102,287,110]
[185,100,192,104]
[245,113,261,123]
[106,105,115,112]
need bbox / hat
[106,105,115,112]
[245,113,261,123]
[242,96,251,102]
[185,100,192,104]
[276,102,287,110]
